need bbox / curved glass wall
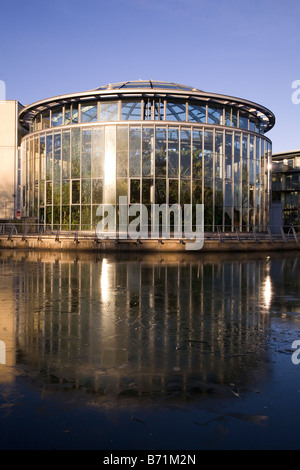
[21,116,271,232]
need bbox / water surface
[0,249,300,450]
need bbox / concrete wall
[0,100,19,219]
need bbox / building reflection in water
[0,251,276,400]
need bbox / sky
[1,0,300,153]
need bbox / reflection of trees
[155,145,166,177]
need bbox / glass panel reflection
[51,108,63,127]
[121,100,142,120]
[100,101,119,121]
[81,102,98,123]
[166,101,186,121]
[188,102,206,123]
[207,103,223,125]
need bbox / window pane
[100,101,119,121]
[180,129,191,178]
[130,179,140,203]
[62,180,70,205]
[142,179,153,205]
[168,128,179,177]
[42,111,50,129]
[239,111,248,130]
[71,128,80,178]
[142,128,154,176]
[46,181,52,204]
[53,205,60,225]
[192,179,202,205]
[65,106,71,125]
[225,132,232,180]
[92,128,104,177]
[129,127,141,177]
[192,129,202,179]
[81,102,98,123]
[188,102,206,123]
[72,180,80,204]
[143,100,152,120]
[242,133,248,182]
[46,134,53,180]
[116,126,128,177]
[51,108,63,127]
[169,179,178,205]
[71,206,80,229]
[82,179,91,204]
[81,129,91,178]
[225,106,231,126]
[232,109,237,127]
[53,181,60,206]
[72,104,78,124]
[207,103,223,125]
[234,133,241,183]
[35,114,42,131]
[155,179,166,204]
[53,133,61,181]
[46,206,52,226]
[62,206,70,229]
[116,178,128,199]
[81,205,91,229]
[249,117,255,132]
[215,131,223,179]
[166,101,186,121]
[204,130,213,182]
[40,135,45,182]
[121,100,142,120]
[92,179,103,204]
[155,127,166,176]
[180,180,190,205]
[62,130,70,179]
[154,99,164,120]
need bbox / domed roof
[93,80,200,92]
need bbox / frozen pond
[0,249,300,450]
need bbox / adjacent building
[272,150,300,226]
[0,100,24,220]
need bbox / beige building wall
[0,100,21,220]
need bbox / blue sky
[1,0,300,153]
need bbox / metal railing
[0,222,300,244]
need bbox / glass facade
[19,81,273,233]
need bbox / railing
[0,223,300,244]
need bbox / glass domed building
[19,80,275,233]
